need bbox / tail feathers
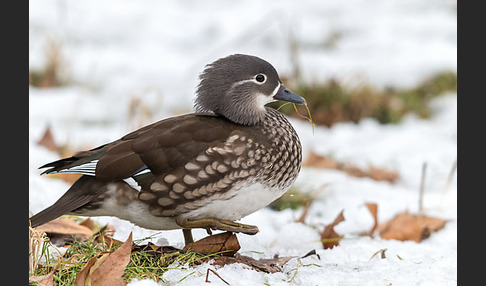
[30,207,59,228]
[29,194,95,228]
[29,176,106,228]
[39,148,106,175]
[39,157,78,175]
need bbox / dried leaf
[303,151,339,169]
[303,151,398,183]
[90,223,117,245]
[87,232,133,286]
[367,166,399,182]
[74,256,98,286]
[211,253,294,273]
[75,233,133,285]
[296,201,312,223]
[183,231,240,256]
[86,252,111,283]
[37,127,88,184]
[35,217,94,243]
[132,243,180,256]
[257,254,294,269]
[320,210,345,249]
[29,258,60,286]
[418,215,448,232]
[29,270,55,286]
[379,211,447,242]
[37,125,59,153]
[360,202,378,236]
[295,185,328,223]
[342,165,368,178]
[79,218,96,231]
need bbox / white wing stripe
[133,168,151,176]
[51,160,99,176]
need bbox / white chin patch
[257,94,275,109]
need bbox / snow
[29,0,457,285]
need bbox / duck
[30,54,306,245]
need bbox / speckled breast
[137,108,303,218]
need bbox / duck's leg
[182,229,194,245]
[176,217,259,235]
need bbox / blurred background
[29,0,457,231]
[29,0,457,134]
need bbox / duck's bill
[273,84,306,105]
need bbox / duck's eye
[255,74,265,83]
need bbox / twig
[439,158,457,208]
[301,249,320,260]
[296,200,312,223]
[292,102,315,135]
[418,162,427,215]
[287,258,302,283]
[29,227,50,274]
[277,101,315,135]
[205,268,230,285]
[369,248,387,260]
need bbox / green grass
[269,187,316,211]
[272,71,457,126]
[29,231,225,285]
[29,39,71,88]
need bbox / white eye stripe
[228,79,281,101]
[230,74,268,88]
[231,78,260,86]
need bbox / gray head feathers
[194,54,282,126]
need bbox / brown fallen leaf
[296,201,312,224]
[303,151,339,169]
[29,258,60,286]
[211,253,294,273]
[74,256,98,286]
[79,217,96,230]
[379,211,447,242]
[320,210,345,249]
[367,166,399,182]
[295,184,328,224]
[90,232,132,285]
[37,125,59,153]
[303,151,399,183]
[75,232,133,286]
[360,202,378,236]
[37,126,89,184]
[183,231,240,256]
[91,223,119,248]
[35,217,94,245]
[132,242,180,256]
[29,269,55,286]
